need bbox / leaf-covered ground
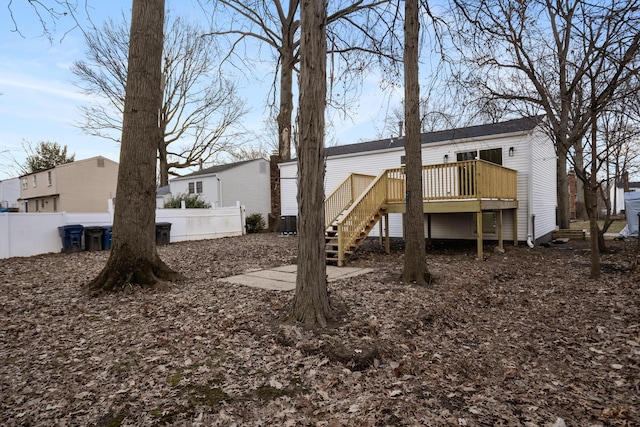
[0,234,638,426]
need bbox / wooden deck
[324,160,518,265]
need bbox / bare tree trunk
[86,0,183,295]
[158,140,169,187]
[574,144,587,220]
[278,42,295,161]
[402,0,431,285]
[288,0,332,326]
[557,148,571,230]
[588,105,601,279]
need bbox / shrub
[246,212,265,233]
[164,193,211,208]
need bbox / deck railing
[385,160,517,203]
[324,173,375,228]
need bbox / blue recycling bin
[58,224,84,253]
[102,226,113,250]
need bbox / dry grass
[570,219,627,234]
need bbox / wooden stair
[552,229,586,240]
[325,208,386,265]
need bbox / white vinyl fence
[0,205,245,259]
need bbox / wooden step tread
[552,229,586,240]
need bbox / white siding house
[280,117,557,246]
[169,158,271,220]
[0,177,20,211]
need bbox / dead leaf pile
[0,234,638,426]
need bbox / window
[474,212,497,234]
[32,176,37,187]
[41,199,45,208]
[456,151,476,162]
[47,171,52,186]
[479,148,502,165]
[188,181,203,194]
[456,148,502,165]
[21,178,28,189]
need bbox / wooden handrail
[325,173,375,228]
[336,170,388,264]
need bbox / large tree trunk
[556,147,571,230]
[288,0,332,326]
[402,0,431,285]
[86,0,183,295]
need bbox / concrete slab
[219,265,373,291]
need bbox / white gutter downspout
[527,134,535,248]
[216,176,222,208]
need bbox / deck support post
[497,210,503,250]
[476,211,483,260]
[513,209,518,246]
[385,214,390,254]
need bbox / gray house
[169,158,271,220]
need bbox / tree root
[84,255,184,296]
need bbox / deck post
[476,211,483,260]
[337,224,344,267]
[513,209,518,246]
[497,210,503,250]
[385,214,390,254]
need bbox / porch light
[509,147,515,157]
[443,154,449,163]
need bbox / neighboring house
[169,158,271,220]
[18,156,118,213]
[279,116,557,264]
[611,181,640,215]
[156,185,171,209]
[0,177,20,211]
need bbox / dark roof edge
[281,115,544,164]
[171,158,266,180]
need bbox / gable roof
[18,156,117,178]
[156,185,171,196]
[171,158,266,180]
[311,116,544,161]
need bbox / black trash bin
[156,222,172,245]
[58,224,84,253]
[279,215,297,235]
[102,226,113,250]
[84,226,104,251]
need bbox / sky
[0,1,404,180]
